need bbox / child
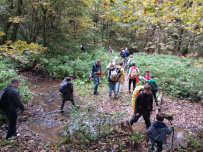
[147,75,158,106]
[117,62,125,93]
[147,112,174,152]
[144,70,150,81]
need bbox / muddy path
[1,71,202,151]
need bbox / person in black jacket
[1,79,24,139]
[130,84,153,129]
[60,74,76,113]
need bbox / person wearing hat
[127,55,134,74]
[59,74,76,112]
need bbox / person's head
[144,84,151,93]
[119,62,123,66]
[156,112,165,121]
[131,62,136,66]
[146,70,149,73]
[109,63,115,68]
[130,55,133,58]
[121,48,124,51]
[96,59,101,65]
[11,79,20,88]
[149,75,154,79]
[69,74,74,80]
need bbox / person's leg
[142,110,151,129]
[71,100,76,106]
[61,97,66,111]
[130,111,141,126]
[152,90,158,105]
[108,83,112,97]
[119,82,124,93]
[5,111,18,139]
[93,76,99,94]
[156,142,163,152]
[150,142,154,150]
[129,79,132,92]
[132,79,136,91]
[117,81,120,93]
[112,82,117,96]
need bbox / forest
[0,0,202,151]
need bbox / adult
[81,42,85,52]
[122,48,130,69]
[127,62,140,93]
[59,74,76,112]
[117,62,125,93]
[127,55,134,74]
[147,75,158,106]
[90,59,102,95]
[108,64,119,99]
[130,84,153,129]
[1,79,24,139]
[106,57,118,69]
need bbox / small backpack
[150,81,158,91]
[110,69,118,81]
[59,81,69,94]
[131,67,137,79]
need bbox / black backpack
[59,81,70,94]
[150,82,158,91]
[0,90,10,111]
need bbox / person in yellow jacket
[117,62,125,93]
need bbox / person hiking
[108,46,112,53]
[127,62,140,93]
[0,79,24,139]
[122,48,130,69]
[147,75,158,106]
[89,59,102,95]
[144,70,150,81]
[59,74,77,113]
[120,48,124,57]
[108,63,119,99]
[127,55,134,74]
[106,57,118,69]
[147,112,174,152]
[117,62,125,93]
[130,84,153,129]
[81,42,85,52]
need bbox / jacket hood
[3,84,16,92]
[153,121,167,129]
[64,77,71,81]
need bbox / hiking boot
[94,92,99,95]
[114,96,118,99]
[156,102,159,106]
[60,110,64,113]
[128,91,131,93]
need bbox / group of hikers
[0,48,173,151]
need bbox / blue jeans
[93,76,100,94]
[5,111,18,139]
[123,57,128,69]
[108,82,117,96]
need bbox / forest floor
[0,71,202,151]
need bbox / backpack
[0,90,10,111]
[150,81,158,91]
[131,67,137,79]
[110,69,118,81]
[59,81,69,94]
[129,59,133,67]
[131,86,153,110]
[131,86,144,110]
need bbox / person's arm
[12,90,25,112]
[149,93,153,112]
[107,70,110,82]
[127,67,131,80]
[166,126,174,134]
[137,67,140,76]
[135,93,141,113]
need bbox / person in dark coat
[147,112,174,151]
[60,74,76,112]
[1,79,24,139]
[130,84,153,129]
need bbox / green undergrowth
[0,62,33,124]
[2,48,203,102]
